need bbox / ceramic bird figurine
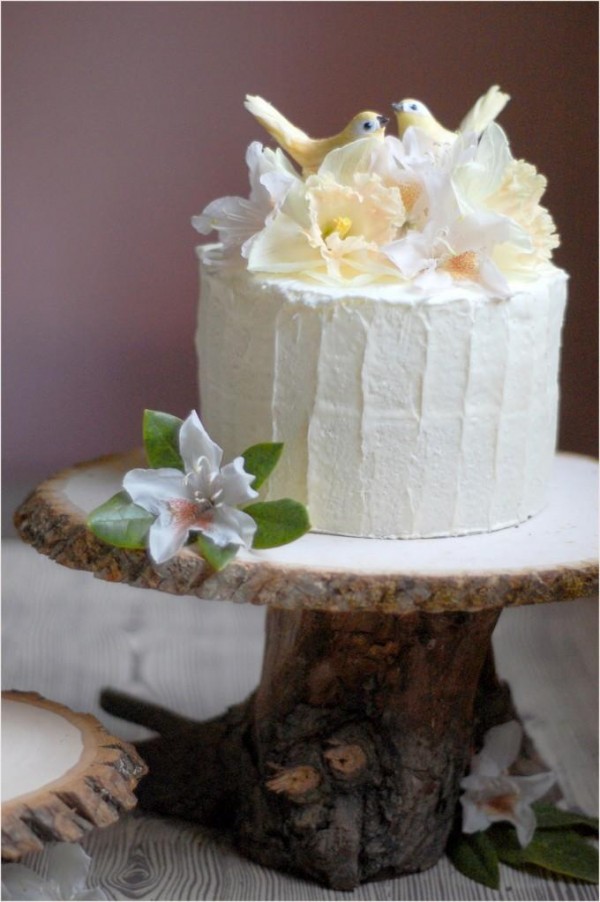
[244,95,389,172]
[392,85,510,143]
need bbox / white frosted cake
[193,94,567,539]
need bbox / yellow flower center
[399,182,421,213]
[322,216,353,241]
[483,792,519,817]
[443,250,479,279]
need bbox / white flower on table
[123,411,258,564]
[460,720,556,847]
[1,843,107,901]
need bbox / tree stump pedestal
[13,452,598,889]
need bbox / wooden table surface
[2,538,598,901]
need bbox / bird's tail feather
[244,94,308,146]
[460,85,510,134]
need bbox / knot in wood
[265,765,321,799]
[324,742,367,777]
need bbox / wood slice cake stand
[14,452,598,890]
[1,691,147,861]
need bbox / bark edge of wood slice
[1,690,148,862]
[13,452,599,614]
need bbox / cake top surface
[193,88,561,298]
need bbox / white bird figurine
[245,94,389,172]
[392,85,510,143]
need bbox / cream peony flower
[487,159,559,271]
[247,138,406,283]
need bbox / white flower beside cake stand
[13,452,598,890]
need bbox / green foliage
[87,491,155,549]
[245,498,311,549]
[532,803,599,833]
[489,823,599,884]
[143,410,184,469]
[195,534,239,571]
[241,443,284,490]
[446,829,500,889]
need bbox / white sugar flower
[123,411,258,564]
[384,178,515,298]
[1,843,107,901]
[192,141,298,252]
[460,720,556,847]
[247,137,406,283]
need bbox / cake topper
[194,88,558,291]
[244,94,388,172]
[393,85,510,142]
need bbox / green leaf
[244,499,311,549]
[143,410,184,469]
[532,803,599,833]
[490,824,599,883]
[195,534,239,571]
[446,830,500,889]
[88,491,155,549]
[241,443,284,490]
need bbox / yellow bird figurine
[244,94,389,172]
[392,85,510,143]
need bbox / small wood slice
[1,691,148,861]
[12,452,599,614]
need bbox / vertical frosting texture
[196,245,567,538]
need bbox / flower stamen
[443,250,479,279]
[322,216,353,240]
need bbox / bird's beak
[391,102,402,112]
[377,115,389,127]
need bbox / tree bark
[102,606,501,889]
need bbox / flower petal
[460,794,492,835]
[513,770,556,803]
[123,468,186,515]
[47,843,93,899]
[478,720,522,773]
[513,801,537,848]
[179,410,223,474]
[148,512,190,564]
[214,457,259,506]
[202,505,257,549]
[0,866,60,901]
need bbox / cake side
[197,247,567,538]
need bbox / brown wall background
[3,2,598,492]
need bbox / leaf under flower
[242,442,284,490]
[489,823,599,884]
[88,491,155,549]
[143,410,184,470]
[195,534,239,571]
[245,498,311,549]
[446,828,500,889]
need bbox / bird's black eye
[410,103,419,112]
[363,121,374,131]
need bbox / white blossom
[192,142,298,253]
[247,137,406,284]
[124,411,258,564]
[460,720,556,847]
[1,843,107,901]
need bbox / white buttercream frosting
[196,244,567,538]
